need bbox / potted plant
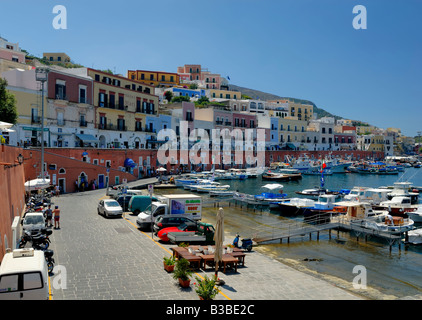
[172,258,193,288]
[194,275,220,300]
[163,256,175,273]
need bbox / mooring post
[317,231,319,241]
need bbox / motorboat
[405,228,422,245]
[275,198,315,216]
[302,169,333,175]
[407,205,422,223]
[262,171,302,181]
[302,194,339,223]
[295,187,339,199]
[209,190,235,197]
[362,214,414,234]
[331,201,389,225]
[376,196,419,216]
[195,184,231,193]
[386,182,419,204]
[233,192,266,205]
[254,192,288,203]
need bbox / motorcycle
[44,249,55,275]
[19,228,52,250]
[233,234,253,252]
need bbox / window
[0,274,18,292]
[23,272,43,290]
[99,92,107,108]
[79,85,87,103]
[31,108,39,123]
[55,80,66,100]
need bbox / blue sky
[1,0,421,136]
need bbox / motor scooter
[233,234,253,252]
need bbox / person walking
[45,204,53,227]
[53,205,61,229]
[55,185,60,197]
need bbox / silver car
[97,199,123,218]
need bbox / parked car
[21,212,46,233]
[116,195,133,211]
[153,216,197,234]
[128,195,159,215]
[157,223,193,242]
[97,199,123,218]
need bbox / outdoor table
[221,254,238,273]
[171,246,187,259]
[230,251,246,266]
[199,254,215,270]
[178,251,202,270]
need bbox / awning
[286,143,296,150]
[76,134,99,143]
[124,158,136,168]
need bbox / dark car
[116,195,133,211]
[153,216,197,234]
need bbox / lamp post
[35,67,49,182]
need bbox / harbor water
[158,168,422,300]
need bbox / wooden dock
[252,215,404,251]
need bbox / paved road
[49,184,362,301]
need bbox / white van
[0,248,49,300]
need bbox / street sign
[148,184,154,195]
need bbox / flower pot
[199,296,213,300]
[178,278,191,288]
[164,262,174,273]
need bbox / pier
[252,215,405,251]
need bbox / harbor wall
[0,145,26,260]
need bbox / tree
[189,83,198,89]
[171,95,190,103]
[0,78,18,124]
[164,91,173,102]
[194,96,210,106]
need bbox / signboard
[170,199,201,216]
[148,184,154,195]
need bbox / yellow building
[127,70,180,87]
[87,68,159,133]
[287,102,313,121]
[43,52,71,65]
[279,117,307,145]
[208,89,240,100]
[2,69,48,146]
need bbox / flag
[227,76,230,80]
[321,160,327,172]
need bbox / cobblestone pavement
[49,184,362,301]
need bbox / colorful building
[127,70,180,87]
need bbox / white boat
[195,185,230,193]
[406,228,422,245]
[387,182,419,204]
[363,215,414,234]
[275,198,315,215]
[407,205,422,223]
[209,190,235,197]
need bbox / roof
[0,250,46,275]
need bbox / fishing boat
[302,194,339,223]
[275,198,315,216]
[362,215,414,234]
[295,188,339,199]
[262,171,302,181]
[233,192,266,205]
[302,169,333,175]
